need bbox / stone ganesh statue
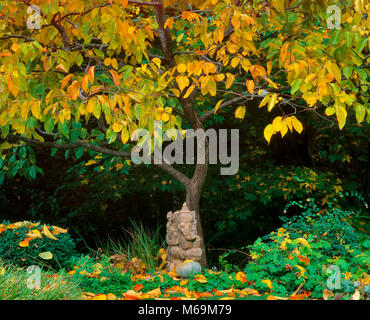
[166,203,202,272]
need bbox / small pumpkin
[175,260,202,277]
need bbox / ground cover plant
[1,194,368,300]
[0,0,369,302]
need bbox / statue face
[178,213,197,240]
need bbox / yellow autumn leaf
[235,106,246,119]
[92,294,108,300]
[272,116,283,132]
[180,279,188,286]
[147,287,161,296]
[176,76,189,92]
[121,127,129,144]
[42,224,58,240]
[26,229,42,239]
[30,101,41,119]
[264,124,275,144]
[261,279,273,289]
[235,271,247,282]
[246,79,255,94]
[336,105,347,130]
[19,239,30,247]
[214,99,224,114]
[268,93,278,112]
[51,226,68,234]
[231,57,240,68]
[177,63,187,73]
[104,58,111,66]
[292,117,303,134]
[161,112,170,122]
[296,237,310,248]
[183,84,195,98]
[194,274,207,283]
[112,122,123,132]
[225,73,234,89]
[294,265,306,276]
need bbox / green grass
[91,219,165,270]
[0,260,81,300]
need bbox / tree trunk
[186,184,207,268]
[185,148,209,268]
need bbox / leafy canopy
[0,0,369,180]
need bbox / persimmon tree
[0,0,368,265]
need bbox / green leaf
[44,117,55,134]
[345,31,353,48]
[343,66,353,79]
[354,103,365,124]
[330,30,342,46]
[325,107,335,116]
[75,147,84,160]
[50,148,58,157]
[28,166,36,179]
[290,79,303,95]
[39,252,53,260]
[106,128,117,144]
[58,121,70,139]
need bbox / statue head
[178,203,198,240]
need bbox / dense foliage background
[1,107,368,266]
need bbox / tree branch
[9,134,191,187]
[153,0,176,67]
[200,94,252,122]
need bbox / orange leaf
[213,290,224,296]
[297,255,310,264]
[147,287,161,296]
[123,295,140,300]
[246,80,255,94]
[81,75,89,93]
[289,294,306,300]
[199,292,213,298]
[109,70,121,87]
[7,75,19,97]
[61,74,73,90]
[88,66,95,83]
[68,81,80,100]
[133,284,144,291]
[56,64,68,73]
[121,0,129,8]
[180,280,188,286]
